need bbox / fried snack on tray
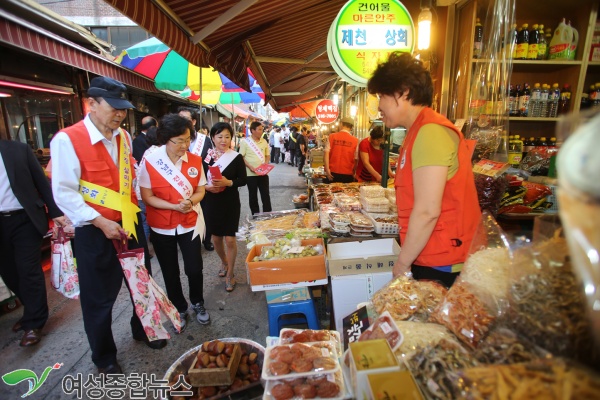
[371,275,447,321]
[406,338,478,400]
[456,359,600,400]
[302,212,320,228]
[252,214,304,231]
[430,282,496,349]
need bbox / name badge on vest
[187,167,199,178]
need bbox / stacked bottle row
[508,83,571,117]
[475,18,579,61]
[579,83,600,110]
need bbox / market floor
[0,161,310,400]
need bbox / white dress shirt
[50,114,126,227]
[138,146,206,236]
[0,152,23,212]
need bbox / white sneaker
[192,302,210,325]
[177,311,189,333]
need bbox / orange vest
[64,120,137,222]
[395,108,481,267]
[328,131,359,175]
[145,153,202,230]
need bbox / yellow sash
[79,130,141,240]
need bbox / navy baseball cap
[87,77,135,110]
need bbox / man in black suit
[0,140,66,346]
[132,115,157,163]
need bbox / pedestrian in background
[239,121,272,216]
[324,117,359,183]
[288,126,298,166]
[355,126,395,183]
[0,140,66,347]
[51,76,164,376]
[297,127,308,176]
[202,123,247,292]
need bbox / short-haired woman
[137,113,209,330]
[355,126,395,182]
[202,122,247,292]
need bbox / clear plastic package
[359,185,385,199]
[262,343,340,380]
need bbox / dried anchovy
[407,339,479,400]
[507,240,595,365]
[473,328,550,365]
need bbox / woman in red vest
[138,114,209,330]
[355,126,395,182]
[367,52,481,288]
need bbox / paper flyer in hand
[254,163,274,176]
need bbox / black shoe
[204,242,214,251]
[98,362,122,375]
[132,332,167,349]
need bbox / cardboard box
[368,370,424,400]
[246,239,327,286]
[327,238,399,276]
[187,343,241,387]
[250,278,328,292]
[349,339,400,400]
[331,272,392,340]
[265,287,310,304]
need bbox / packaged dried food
[454,359,600,400]
[359,185,385,198]
[393,321,456,361]
[406,338,478,400]
[349,229,372,237]
[385,188,396,203]
[302,212,320,228]
[359,196,390,213]
[459,246,511,307]
[263,371,345,400]
[262,343,340,380]
[362,211,398,235]
[328,213,350,225]
[358,311,403,352]
[473,327,550,365]
[522,181,553,205]
[371,275,447,322]
[430,282,497,349]
[334,195,361,211]
[348,212,374,229]
[507,235,595,365]
[279,329,342,357]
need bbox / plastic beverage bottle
[539,84,550,117]
[529,83,542,117]
[516,24,530,59]
[536,136,548,147]
[523,136,536,158]
[508,135,524,167]
[557,84,571,115]
[548,83,560,117]
[518,83,531,117]
[545,28,553,58]
[537,24,547,60]
[510,24,519,59]
[474,18,484,58]
[549,18,573,59]
[509,84,520,116]
[527,24,540,60]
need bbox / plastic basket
[362,211,399,235]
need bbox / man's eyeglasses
[169,138,191,146]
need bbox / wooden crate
[187,343,241,387]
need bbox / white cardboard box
[327,238,399,276]
[331,272,392,341]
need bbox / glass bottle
[474,18,484,58]
[527,24,540,60]
[557,84,571,115]
[516,24,529,59]
[518,83,531,117]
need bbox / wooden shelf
[509,117,561,122]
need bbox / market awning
[0,10,158,93]
[216,103,250,119]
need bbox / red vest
[328,131,359,175]
[395,108,481,267]
[64,120,137,222]
[145,153,202,230]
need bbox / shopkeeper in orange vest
[50,77,163,376]
[324,117,359,183]
[367,52,481,288]
[137,113,210,331]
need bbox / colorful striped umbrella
[115,38,264,102]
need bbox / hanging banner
[315,99,340,124]
[328,0,415,86]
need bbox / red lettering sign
[315,99,339,124]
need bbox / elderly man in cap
[50,76,165,375]
[324,117,359,183]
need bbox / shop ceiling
[104,0,421,111]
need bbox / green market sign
[328,0,415,87]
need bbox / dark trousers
[272,147,280,164]
[297,152,306,173]
[246,175,272,216]
[151,229,204,313]
[289,151,297,166]
[75,215,150,368]
[412,264,460,288]
[330,172,355,183]
[201,197,212,245]
[0,211,47,330]
[281,150,286,163]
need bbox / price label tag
[287,246,305,254]
[342,305,370,350]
